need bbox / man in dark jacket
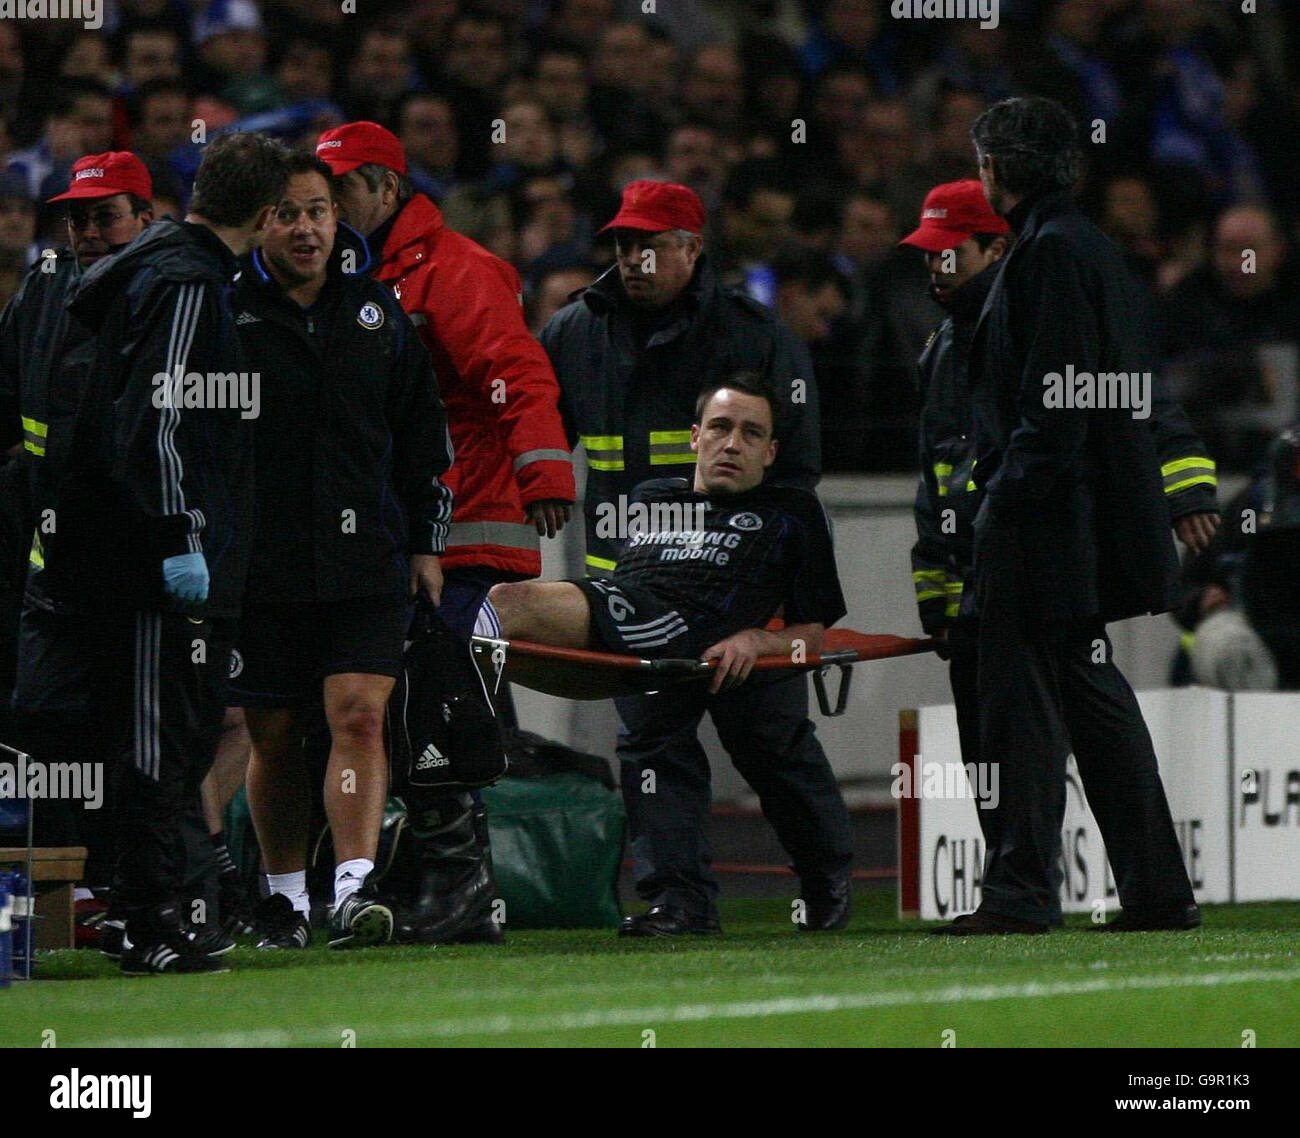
[907,178,1220,923]
[0,154,155,918]
[540,180,853,936]
[934,98,1201,935]
[228,152,453,951]
[28,132,290,974]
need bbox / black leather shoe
[1093,903,1201,932]
[798,880,851,931]
[930,909,1050,936]
[618,905,721,938]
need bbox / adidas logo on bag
[414,742,450,771]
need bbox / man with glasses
[315,121,574,947]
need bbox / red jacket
[374,194,575,576]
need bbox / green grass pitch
[4,890,1298,1048]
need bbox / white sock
[334,858,374,907]
[266,870,310,916]
[473,597,501,637]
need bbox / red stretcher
[470,629,937,717]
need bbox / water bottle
[10,871,32,980]
[0,871,12,987]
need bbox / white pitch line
[80,967,1300,1047]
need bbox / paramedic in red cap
[536,178,852,938]
[0,149,157,943]
[45,150,256,945]
[47,151,155,269]
[902,178,1012,896]
[314,119,576,947]
[897,178,1010,304]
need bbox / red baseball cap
[898,179,1010,252]
[48,152,153,203]
[600,180,706,235]
[315,121,408,176]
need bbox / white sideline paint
[80,967,1300,1047]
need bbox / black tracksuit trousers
[14,605,233,927]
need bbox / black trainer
[253,893,312,949]
[185,921,236,956]
[328,877,393,949]
[121,907,231,975]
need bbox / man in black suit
[934,97,1203,935]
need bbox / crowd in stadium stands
[2,0,1300,471]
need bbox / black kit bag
[387,601,507,793]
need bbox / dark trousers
[975,524,1194,925]
[948,628,1061,922]
[615,669,853,918]
[14,605,233,922]
[13,602,127,889]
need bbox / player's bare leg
[487,580,592,647]
[323,672,393,864]
[245,706,316,946]
[203,707,254,933]
[202,708,252,831]
[245,708,309,874]
[323,671,396,947]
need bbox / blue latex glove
[162,551,210,605]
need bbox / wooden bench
[0,847,87,950]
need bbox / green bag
[482,772,625,929]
